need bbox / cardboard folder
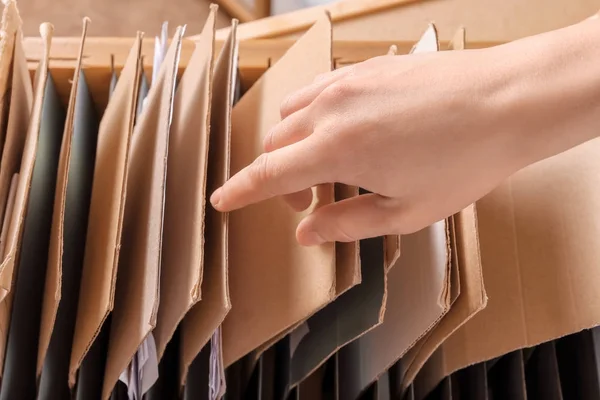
[330,26,456,400]
[0,2,32,372]
[74,68,126,400]
[410,128,600,397]
[179,19,238,386]
[291,30,445,392]
[153,5,217,361]
[222,13,336,367]
[289,208,384,387]
[0,1,32,242]
[0,29,66,400]
[37,20,100,400]
[102,27,184,398]
[0,19,52,378]
[0,0,19,164]
[69,34,143,387]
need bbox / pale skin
[210,14,600,246]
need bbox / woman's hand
[210,16,600,246]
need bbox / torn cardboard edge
[101,25,185,400]
[36,17,89,376]
[0,0,27,301]
[154,4,218,361]
[222,11,335,367]
[334,183,361,295]
[405,204,487,397]
[0,174,17,257]
[0,0,20,166]
[179,17,238,388]
[0,21,54,378]
[448,27,465,50]
[68,32,143,388]
[0,2,31,276]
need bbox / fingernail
[303,231,326,246]
[210,188,222,208]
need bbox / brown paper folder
[39,30,101,400]
[290,231,384,387]
[0,175,18,258]
[0,2,32,249]
[338,219,450,400]
[403,204,486,397]
[102,27,184,398]
[179,19,237,386]
[0,10,33,378]
[69,34,143,387]
[0,4,33,361]
[334,187,361,294]
[37,17,88,374]
[0,1,20,161]
[153,6,217,360]
[413,131,600,397]
[223,12,335,368]
[0,29,66,400]
[333,26,454,400]
[0,21,52,377]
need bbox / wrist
[487,15,600,169]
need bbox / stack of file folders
[0,0,600,399]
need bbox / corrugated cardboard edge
[36,17,89,376]
[402,204,488,394]
[355,23,450,375]
[0,0,20,176]
[68,32,143,388]
[191,4,217,305]
[101,26,186,400]
[287,38,408,387]
[448,215,461,305]
[0,20,54,378]
[154,6,218,361]
[0,6,31,276]
[447,27,465,50]
[222,11,336,367]
[0,174,17,257]
[0,172,16,375]
[291,244,389,389]
[0,0,21,298]
[179,17,238,388]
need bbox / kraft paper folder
[0,0,600,399]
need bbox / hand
[210,18,600,246]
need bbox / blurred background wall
[15,0,600,42]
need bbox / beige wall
[277,0,600,43]
[17,0,231,37]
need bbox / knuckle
[390,207,422,235]
[280,94,296,118]
[263,129,275,151]
[251,153,272,184]
[333,224,357,242]
[387,206,409,235]
[249,153,281,198]
[319,80,353,104]
[313,72,329,83]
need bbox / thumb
[296,193,401,246]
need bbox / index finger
[210,139,334,212]
[280,66,352,120]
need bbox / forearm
[489,14,600,168]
